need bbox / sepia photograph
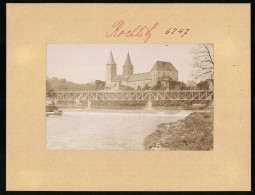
[46,43,214,150]
[6,3,251,191]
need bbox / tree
[196,79,209,90]
[95,80,105,90]
[137,86,142,90]
[196,79,214,90]
[168,78,189,90]
[192,43,214,81]
[143,84,151,90]
[119,85,134,91]
[153,81,165,90]
[46,77,99,91]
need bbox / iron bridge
[46,90,214,101]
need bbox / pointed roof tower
[123,52,133,67]
[107,51,116,64]
[122,52,134,76]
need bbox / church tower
[105,51,117,88]
[123,52,134,76]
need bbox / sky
[47,44,200,84]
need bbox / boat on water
[46,103,63,116]
[46,110,63,116]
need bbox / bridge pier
[88,100,92,109]
[75,98,80,106]
[147,100,152,109]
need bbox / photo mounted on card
[7,3,250,191]
[46,43,214,151]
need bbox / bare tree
[192,43,214,81]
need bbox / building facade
[105,51,178,90]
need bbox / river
[46,109,192,150]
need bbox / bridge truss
[46,90,214,101]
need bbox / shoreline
[49,105,213,119]
[144,110,213,151]
[57,104,212,111]
[56,108,193,116]
[57,107,212,115]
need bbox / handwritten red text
[106,20,159,43]
[165,27,190,38]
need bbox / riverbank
[56,103,212,111]
[144,111,213,150]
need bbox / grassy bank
[144,111,213,150]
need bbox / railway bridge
[46,90,214,109]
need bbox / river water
[46,109,192,150]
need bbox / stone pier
[88,100,92,109]
[147,100,152,109]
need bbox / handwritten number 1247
[165,27,190,37]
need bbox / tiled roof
[151,61,177,72]
[128,72,152,82]
[113,75,130,82]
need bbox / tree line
[46,77,105,91]
[47,77,213,91]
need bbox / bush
[119,85,135,91]
[144,112,213,150]
[143,84,151,90]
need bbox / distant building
[105,51,178,90]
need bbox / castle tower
[105,51,117,88]
[123,52,134,76]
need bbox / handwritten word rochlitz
[106,20,159,43]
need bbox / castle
[105,51,178,90]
